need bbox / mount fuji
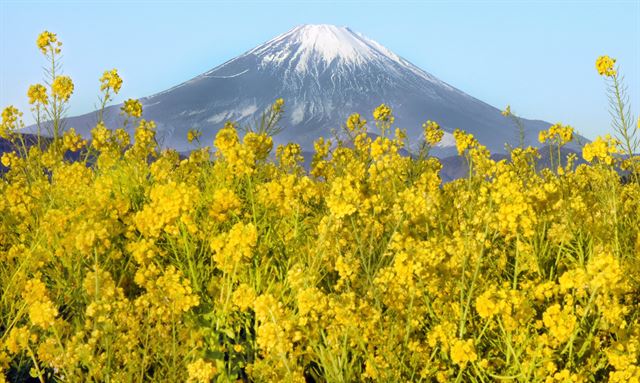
[54,24,559,155]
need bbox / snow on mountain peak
[241,24,450,90]
[249,24,402,72]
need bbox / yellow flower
[538,130,547,143]
[1,106,22,138]
[243,132,273,160]
[132,119,157,155]
[538,123,573,145]
[596,55,616,77]
[272,98,285,113]
[187,359,216,383]
[134,265,200,320]
[4,326,31,355]
[214,122,239,153]
[91,121,113,151]
[134,180,199,237]
[326,175,361,218]
[586,252,623,292]
[311,137,331,178]
[423,120,443,146]
[27,84,48,105]
[276,143,303,170]
[373,103,393,123]
[450,339,478,367]
[121,98,143,118]
[187,129,202,143]
[475,287,503,319]
[209,188,241,222]
[232,283,257,311]
[22,278,58,330]
[210,222,258,275]
[62,128,87,152]
[582,134,621,165]
[36,30,61,54]
[453,129,477,155]
[543,304,577,344]
[51,76,74,101]
[99,68,123,94]
[214,122,256,176]
[1,152,16,168]
[346,113,367,132]
[4,40,640,382]
[501,105,511,116]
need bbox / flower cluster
[62,127,88,152]
[538,123,574,145]
[596,55,617,77]
[51,76,74,101]
[346,112,367,132]
[1,33,639,383]
[100,68,123,94]
[27,84,48,105]
[373,103,394,123]
[0,106,22,138]
[582,134,621,165]
[187,129,202,143]
[272,98,285,113]
[423,120,443,146]
[121,98,143,118]
[36,30,61,54]
[453,128,477,155]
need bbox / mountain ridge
[29,24,579,155]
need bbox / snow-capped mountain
[54,24,558,154]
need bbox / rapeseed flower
[63,128,87,152]
[187,359,216,383]
[1,44,639,383]
[272,98,285,113]
[121,98,143,118]
[582,134,621,165]
[51,76,74,101]
[373,103,394,123]
[596,55,616,77]
[36,30,61,54]
[346,113,367,132]
[1,106,22,138]
[423,120,443,146]
[538,123,573,145]
[27,84,48,105]
[450,339,478,367]
[99,69,123,94]
[187,129,201,143]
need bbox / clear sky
[1,0,638,139]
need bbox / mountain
[42,24,569,155]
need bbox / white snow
[242,24,461,95]
[207,112,228,124]
[179,108,206,117]
[206,105,258,124]
[142,101,161,108]
[290,104,306,124]
[234,105,258,119]
[250,24,385,73]
[436,131,457,147]
[205,69,249,79]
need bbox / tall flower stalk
[596,55,638,182]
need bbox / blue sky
[1,0,638,139]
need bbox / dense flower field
[1,32,639,383]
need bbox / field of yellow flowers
[1,31,639,383]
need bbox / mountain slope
[49,24,563,154]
